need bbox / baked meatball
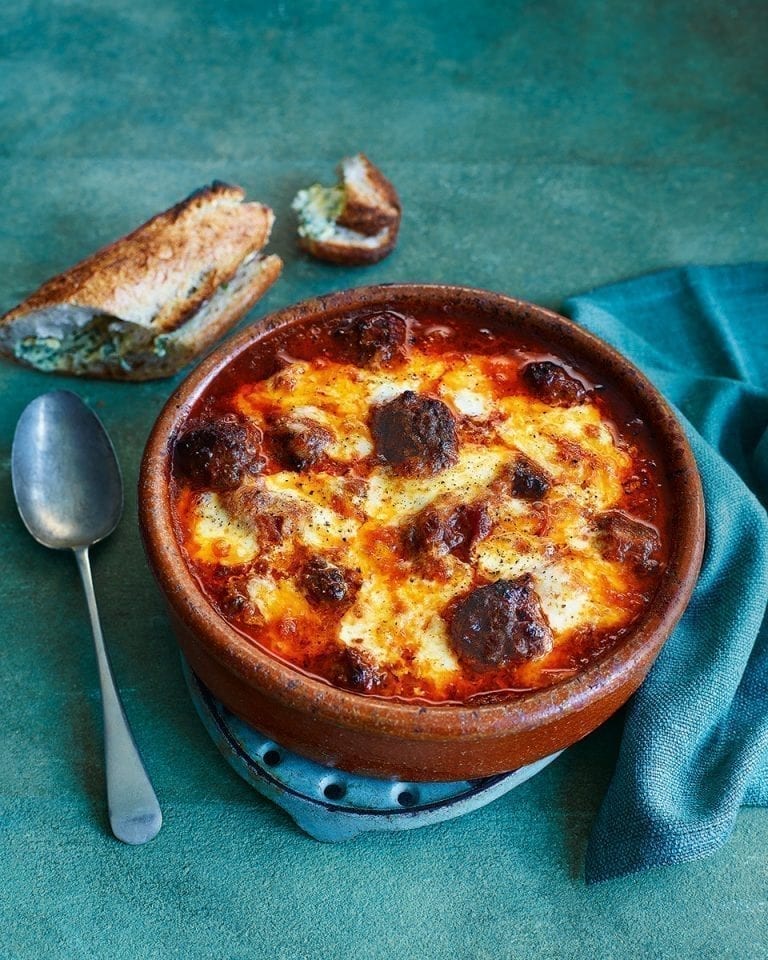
[221,487,309,548]
[270,415,333,471]
[299,556,360,608]
[406,501,491,563]
[595,510,661,573]
[173,414,264,491]
[508,454,551,500]
[449,574,553,666]
[335,646,384,693]
[522,361,587,407]
[371,390,458,476]
[334,310,411,366]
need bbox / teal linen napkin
[563,264,768,883]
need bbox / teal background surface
[1,1,767,957]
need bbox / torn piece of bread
[0,181,283,380]
[292,154,401,265]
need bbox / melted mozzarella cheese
[368,380,415,405]
[246,575,311,622]
[495,396,630,511]
[531,563,591,633]
[328,425,373,460]
[364,445,507,524]
[187,492,259,565]
[260,474,360,548]
[182,344,652,698]
[338,566,467,685]
[451,388,488,416]
[437,365,495,418]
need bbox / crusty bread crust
[298,229,398,266]
[148,253,283,380]
[0,182,282,379]
[336,154,401,236]
[90,253,283,381]
[295,155,401,266]
[2,181,274,335]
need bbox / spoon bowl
[12,390,123,549]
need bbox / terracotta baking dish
[139,284,705,781]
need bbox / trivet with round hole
[182,656,562,841]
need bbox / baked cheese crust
[172,311,668,703]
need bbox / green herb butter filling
[292,184,346,241]
[13,315,156,374]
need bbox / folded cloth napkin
[562,264,768,883]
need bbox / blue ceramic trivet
[182,657,562,841]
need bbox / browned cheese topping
[171,310,669,703]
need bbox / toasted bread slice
[0,182,283,380]
[292,154,401,265]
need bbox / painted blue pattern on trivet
[182,657,562,841]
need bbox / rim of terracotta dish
[140,284,705,741]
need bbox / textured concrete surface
[1,1,766,957]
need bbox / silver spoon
[12,390,162,845]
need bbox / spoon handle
[74,547,162,845]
